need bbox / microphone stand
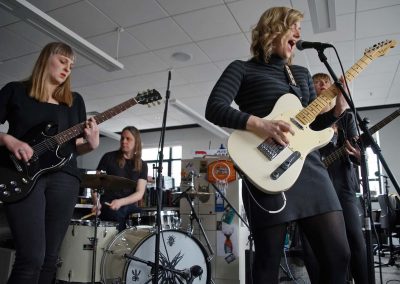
[316,47,400,284]
[153,70,171,283]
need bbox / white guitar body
[227,40,397,194]
[228,94,333,194]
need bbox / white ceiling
[1,0,399,134]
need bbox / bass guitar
[323,107,400,168]
[0,89,161,203]
[227,40,397,194]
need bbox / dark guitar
[322,108,400,168]
[0,89,161,203]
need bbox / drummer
[92,126,148,232]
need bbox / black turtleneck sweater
[205,56,342,227]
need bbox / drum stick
[105,202,111,207]
[81,212,96,220]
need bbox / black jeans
[5,171,79,284]
[100,202,141,232]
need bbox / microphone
[178,265,203,280]
[375,171,388,178]
[296,40,333,51]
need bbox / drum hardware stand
[181,190,215,262]
[153,70,171,283]
[316,46,400,284]
[124,253,204,284]
[172,171,215,261]
[90,187,104,284]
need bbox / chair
[376,193,400,266]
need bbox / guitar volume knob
[0,184,6,189]
[10,181,18,186]
[14,187,21,193]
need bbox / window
[142,146,182,187]
[359,132,382,196]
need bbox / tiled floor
[278,255,400,283]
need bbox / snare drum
[101,228,211,284]
[130,209,180,230]
[56,220,118,282]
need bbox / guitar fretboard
[323,108,400,167]
[54,97,138,145]
[295,55,374,125]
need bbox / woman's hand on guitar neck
[247,115,294,146]
[0,133,33,162]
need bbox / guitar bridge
[257,138,286,160]
[270,151,301,180]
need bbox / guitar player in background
[300,73,368,283]
[205,7,351,283]
[91,126,148,233]
[0,42,99,284]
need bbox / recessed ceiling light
[171,52,192,62]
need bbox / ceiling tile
[120,52,169,75]
[127,18,192,50]
[197,33,250,61]
[174,63,221,84]
[88,30,148,58]
[173,5,241,41]
[0,28,40,60]
[29,0,81,11]
[91,0,168,28]
[48,1,117,37]
[356,5,400,39]
[157,0,223,15]
[0,7,19,26]
[6,22,53,47]
[357,0,400,11]
[300,14,355,42]
[154,43,211,68]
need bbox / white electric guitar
[228,40,397,194]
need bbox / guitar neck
[323,108,400,167]
[54,97,138,145]
[296,54,374,125]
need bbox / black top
[320,111,360,201]
[0,81,86,179]
[206,56,342,227]
[97,150,148,202]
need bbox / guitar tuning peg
[157,101,161,105]
[152,102,156,106]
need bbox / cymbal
[172,190,212,196]
[81,174,136,190]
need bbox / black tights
[302,199,368,283]
[252,211,350,284]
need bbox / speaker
[0,247,15,284]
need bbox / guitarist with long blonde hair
[205,7,351,283]
[0,42,99,284]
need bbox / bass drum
[101,228,211,284]
[56,220,118,283]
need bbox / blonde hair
[251,7,303,64]
[312,73,332,83]
[118,126,143,172]
[26,42,75,106]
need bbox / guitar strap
[284,64,303,103]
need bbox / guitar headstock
[136,89,162,105]
[364,39,397,59]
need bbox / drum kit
[56,173,214,284]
